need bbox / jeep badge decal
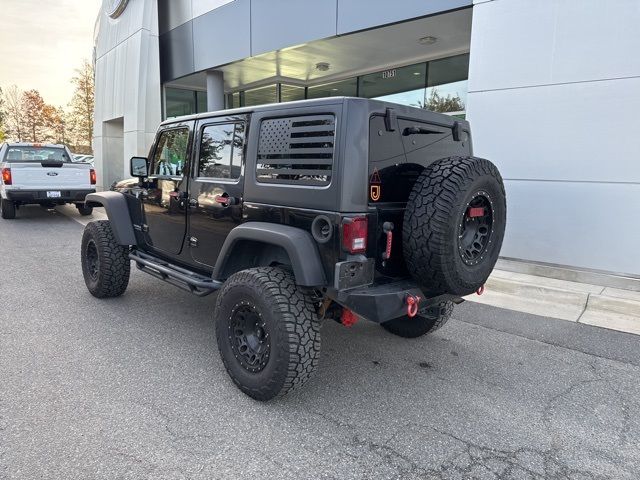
[370,168,381,202]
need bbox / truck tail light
[342,216,368,254]
[1,168,11,185]
[90,169,96,185]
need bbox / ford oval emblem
[47,172,58,176]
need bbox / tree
[21,90,48,143]
[4,85,25,141]
[48,107,67,144]
[416,88,466,114]
[68,60,94,152]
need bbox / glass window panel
[424,79,468,114]
[307,78,357,99]
[165,88,195,119]
[427,53,469,87]
[280,84,305,103]
[196,91,208,113]
[151,128,189,176]
[421,54,470,114]
[226,92,241,109]
[198,122,244,179]
[243,85,277,107]
[359,63,426,104]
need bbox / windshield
[4,146,71,163]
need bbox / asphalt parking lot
[2,207,640,479]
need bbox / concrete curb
[466,270,640,336]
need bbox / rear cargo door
[9,162,92,190]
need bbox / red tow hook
[341,308,358,327]
[476,284,485,295]
[405,294,421,318]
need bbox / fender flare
[213,222,327,287]
[85,191,137,245]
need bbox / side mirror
[130,156,148,177]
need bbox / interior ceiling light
[315,62,331,72]
[418,36,437,45]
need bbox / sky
[0,0,101,107]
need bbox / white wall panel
[469,0,640,92]
[94,0,161,189]
[467,77,640,183]
[501,181,640,275]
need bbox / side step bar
[129,250,222,297]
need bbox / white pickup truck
[0,143,96,219]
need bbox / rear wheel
[403,156,506,296]
[81,221,130,298]
[77,204,93,216]
[214,267,321,401]
[381,301,454,338]
[0,197,16,219]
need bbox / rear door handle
[215,195,238,206]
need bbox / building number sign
[382,69,397,79]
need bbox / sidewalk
[465,268,640,336]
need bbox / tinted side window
[198,122,244,179]
[256,115,335,186]
[151,128,189,176]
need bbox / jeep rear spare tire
[403,156,506,296]
[214,267,321,401]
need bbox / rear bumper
[334,279,463,324]
[4,189,95,204]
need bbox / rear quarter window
[256,114,335,187]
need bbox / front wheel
[214,267,321,401]
[381,301,454,338]
[81,221,130,298]
[1,197,16,219]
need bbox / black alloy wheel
[85,239,99,281]
[458,191,494,266]
[228,302,271,373]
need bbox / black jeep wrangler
[80,97,506,401]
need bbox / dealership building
[93,0,640,280]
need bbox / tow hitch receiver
[405,294,421,318]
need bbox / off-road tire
[1,197,16,219]
[382,301,454,338]
[214,267,321,401]
[81,220,130,298]
[77,204,93,216]
[403,156,506,296]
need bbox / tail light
[1,168,11,185]
[342,216,368,254]
[90,169,96,185]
